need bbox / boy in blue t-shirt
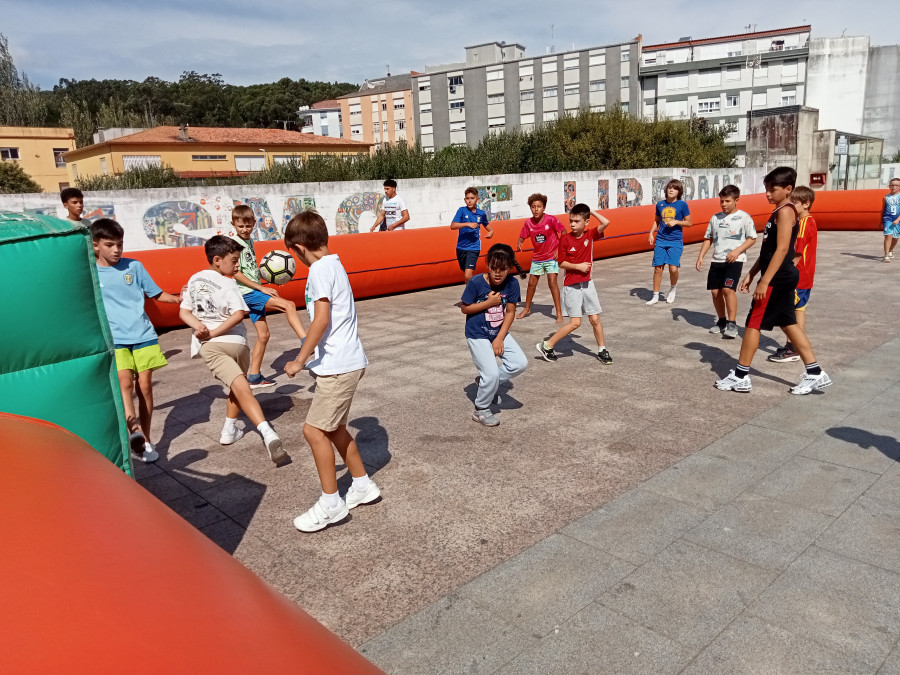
[92,219,182,462]
[451,187,495,281]
[882,177,900,262]
[460,243,528,427]
[647,179,692,306]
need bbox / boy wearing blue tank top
[881,178,900,262]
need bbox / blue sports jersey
[655,199,691,244]
[884,193,900,219]
[453,206,489,251]
[460,273,521,340]
[96,258,162,345]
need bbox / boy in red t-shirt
[516,193,566,323]
[769,186,818,363]
[536,203,612,363]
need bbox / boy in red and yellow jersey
[769,186,818,363]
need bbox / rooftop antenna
[550,24,555,53]
[745,23,757,32]
[386,64,390,76]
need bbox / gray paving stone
[880,644,900,675]
[495,602,695,675]
[816,496,900,574]
[642,454,772,512]
[600,539,775,648]
[562,489,707,566]
[163,492,231,529]
[746,546,900,668]
[867,463,900,508]
[358,594,533,675]
[681,615,870,674]
[749,455,879,516]
[698,422,812,468]
[684,493,834,572]
[801,425,900,474]
[458,534,634,637]
[137,471,193,503]
[749,396,852,438]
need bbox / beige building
[0,126,76,192]
[64,125,373,182]
[338,73,419,147]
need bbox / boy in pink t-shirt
[516,193,566,323]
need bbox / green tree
[0,33,47,126]
[59,95,94,147]
[0,160,43,193]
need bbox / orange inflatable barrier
[0,412,382,674]
[137,189,885,328]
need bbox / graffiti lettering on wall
[284,196,316,230]
[234,197,279,241]
[651,173,741,202]
[597,180,609,210]
[475,184,513,222]
[335,192,382,234]
[143,201,214,248]
[617,179,643,208]
[563,181,576,213]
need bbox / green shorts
[529,259,559,276]
[115,342,168,373]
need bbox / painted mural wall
[0,167,766,251]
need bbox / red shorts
[746,284,797,331]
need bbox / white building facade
[298,100,343,139]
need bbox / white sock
[256,421,273,436]
[352,474,372,490]
[224,417,238,431]
[598,345,606,351]
[321,491,341,509]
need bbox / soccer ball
[259,250,296,285]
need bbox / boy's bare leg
[711,288,726,318]
[737,327,761,368]
[304,423,339,493]
[117,370,140,433]
[330,425,367,479]
[547,273,563,323]
[135,369,154,440]
[782,324,817,364]
[464,268,474,282]
[652,265,664,292]
[723,288,737,322]
[891,237,899,253]
[796,310,807,334]
[250,319,270,375]
[266,296,307,342]
[668,265,680,287]
[588,314,605,346]
[546,317,581,348]
[885,235,893,257]
[517,275,539,318]
[228,376,266,426]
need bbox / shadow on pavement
[336,416,393,494]
[826,426,900,462]
[683,341,796,387]
[841,252,885,262]
[629,287,655,301]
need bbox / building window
[421,125,433,135]
[520,90,535,101]
[725,66,741,81]
[752,92,767,107]
[321,126,329,136]
[122,155,161,170]
[420,104,432,114]
[620,76,630,88]
[565,85,579,96]
[542,59,557,73]
[448,75,464,87]
[396,120,406,130]
[100,157,107,175]
[58,182,70,190]
[621,101,629,113]
[419,82,430,91]
[781,90,797,106]
[351,126,362,135]
[589,53,605,66]
[590,104,606,113]
[564,57,579,70]
[488,116,505,128]
[53,148,68,167]
[589,80,605,92]
[394,102,404,110]
[350,105,361,116]
[487,93,504,104]
[725,94,739,108]
[381,102,387,111]
[543,87,557,98]
[382,121,388,131]
[373,123,380,132]
[521,113,535,124]
[192,154,226,161]
[782,59,798,82]
[70,164,77,178]
[621,50,630,62]
[234,155,265,172]
[544,111,558,122]
[756,63,769,78]
[666,100,688,117]
[449,121,466,131]
[698,68,721,87]
[667,72,688,90]
[486,69,503,81]
[450,101,465,110]
[273,155,301,165]
[0,147,20,160]
[697,98,720,114]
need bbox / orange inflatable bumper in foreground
[0,412,381,674]
[136,190,884,328]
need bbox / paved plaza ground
[136,231,899,673]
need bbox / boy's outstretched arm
[153,291,183,303]
[483,221,494,239]
[285,298,328,376]
[370,210,385,232]
[234,271,278,297]
[696,239,712,270]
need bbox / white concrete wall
[0,167,765,251]
[806,36,869,135]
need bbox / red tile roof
[79,126,371,149]
[644,25,810,51]
[311,99,341,109]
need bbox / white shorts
[562,281,602,317]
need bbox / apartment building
[413,39,641,152]
[0,126,76,192]
[298,100,343,138]
[338,74,416,146]
[640,26,811,161]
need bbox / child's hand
[576,262,591,273]
[492,337,505,356]
[485,291,502,307]
[516,241,523,251]
[738,275,751,294]
[695,258,704,271]
[485,230,494,239]
[285,358,305,377]
[194,326,210,341]
[648,233,655,245]
[753,282,768,301]
[725,251,739,263]
[261,287,279,297]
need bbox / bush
[0,160,43,193]
[75,164,188,190]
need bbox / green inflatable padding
[0,211,131,475]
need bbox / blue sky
[4,0,896,88]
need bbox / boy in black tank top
[715,167,831,395]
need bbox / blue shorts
[457,248,479,270]
[652,244,683,267]
[883,217,900,237]
[795,288,811,311]
[242,289,270,323]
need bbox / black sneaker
[535,341,558,362]
[597,349,613,364]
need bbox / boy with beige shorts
[179,235,287,465]
[284,210,381,532]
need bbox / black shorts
[707,261,743,290]
[457,248,479,271]
[746,283,797,331]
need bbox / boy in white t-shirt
[179,235,288,465]
[370,178,410,231]
[285,210,380,532]
[695,185,757,339]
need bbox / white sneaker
[293,496,349,532]
[135,441,159,463]
[219,426,245,445]
[666,287,677,304]
[645,294,660,306]
[715,370,752,392]
[262,429,288,464]
[346,481,381,509]
[790,371,833,395]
